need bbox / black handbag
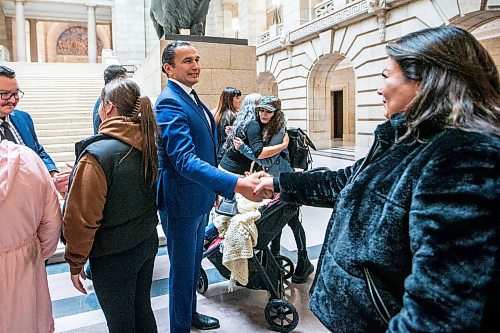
[215,197,238,217]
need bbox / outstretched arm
[255,159,362,207]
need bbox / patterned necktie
[0,121,16,142]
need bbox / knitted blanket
[221,195,269,291]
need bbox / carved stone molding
[289,0,369,43]
[377,10,388,42]
[368,0,387,13]
[315,0,335,18]
[256,37,282,55]
[257,0,400,56]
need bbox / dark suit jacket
[155,80,237,218]
[9,109,58,172]
[92,97,101,134]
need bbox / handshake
[234,171,276,202]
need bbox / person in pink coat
[0,140,62,333]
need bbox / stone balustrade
[314,0,335,18]
[257,0,398,56]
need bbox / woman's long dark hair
[101,79,158,184]
[213,87,242,124]
[386,26,500,139]
[256,96,286,142]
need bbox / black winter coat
[278,114,499,332]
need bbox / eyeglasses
[0,90,24,100]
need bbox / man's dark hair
[103,65,127,84]
[0,65,16,79]
[161,41,192,75]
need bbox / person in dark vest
[63,78,159,333]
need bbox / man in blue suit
[0,65,69,195]
[155,41,265,332]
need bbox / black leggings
[89,233,159,333]
[271,210,307,257]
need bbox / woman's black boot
[288,213,314,283]
[292,252,314,283]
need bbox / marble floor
[47,150,355,333]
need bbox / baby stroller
[198,199,301,333]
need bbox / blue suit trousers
[160,211,208,333]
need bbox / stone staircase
[5,62,104,171]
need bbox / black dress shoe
[191,312,220,330]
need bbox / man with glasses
[0,65,69,196]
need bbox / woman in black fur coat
[256,26,499,332]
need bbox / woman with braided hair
[63,79,159,332]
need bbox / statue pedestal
[133,36,256,110]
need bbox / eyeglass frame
[0,89,24,100]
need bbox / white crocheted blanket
[220,195,269,291]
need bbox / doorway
[332,90,343,139]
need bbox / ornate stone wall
[257,0,500,156]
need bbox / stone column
[87,4,97,63]
[206,0,223,37]
[282,0,309,31]
[15,0,27,62]
[241,0,267,45]
[222,0,234,38]
[113,0,146,67]
[237,0,250,41]
[28,19,38,62]
[254,0,267,43]
[37,21,46,62]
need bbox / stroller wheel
[264,299,299,332]
[276,255,294,280]
[197,268,208,294]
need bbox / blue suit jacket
[155,80,238,218]
[9,109,58,173]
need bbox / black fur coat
[278,114,499,332]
